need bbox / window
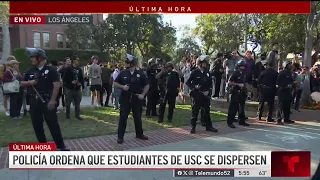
[66,37,71,48]
[57,34,64,48]
[33,32,41,48]
[43,32,50,48]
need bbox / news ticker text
[173,169,271,177]
[9,15,93,25]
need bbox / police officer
[21,47,69,151]
[257,62,278,122]
[113,54,149,144]
[156,62,180,123]
[156,58,166,104]
[146,58,158,118]
[227,60,250,128]
[186,55,218,134]
[276,60,295,124]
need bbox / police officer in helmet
[146,58,158,118]
[156,58,166,104]
[276,60,295,124]
[113,54,149,144]
[257,61,278,122]
[186,55,218,134]
[227,60,250,128]
[20,48,69,151]
[156,62,180,123]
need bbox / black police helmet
[282,60,292,69]
[166,62,174,68]
[237,60,246,67]
[25,47,47,60]
[125,54,137,65]
[156,58,164,64]
[196,55,209,65]
[148,58,155,65]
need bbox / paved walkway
[0,120,319,180]
[0,96,319,179]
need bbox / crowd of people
[0,46,320,178]
[0,44,320,142]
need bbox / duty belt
[29,93,50,99]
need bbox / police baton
[31,85,46,103]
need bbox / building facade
[0,14,103,55]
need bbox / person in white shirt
[181,59,192,103]
[112,64,122,110]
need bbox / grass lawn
[0,105,227,147]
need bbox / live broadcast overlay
[9,1,311,14]
[10,143,311,178]
[9,15,93,25]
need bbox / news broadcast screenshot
[0,1,319,179]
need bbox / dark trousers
[200,108,205,125]
[65,88,82,117]
[146,89,158,116]
[292,89,302,110]
[213,75,222,97]
[158,92,176,122]
[9,90,24,117]
[56,87,65,108]
[258,88,276,120]
[30,97,65,149]
[100,83,111,106]
[227,90,246,125]
[191,92,213,129]
[276,89,292,122]
[118,95,144,139]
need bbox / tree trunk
[301,32,313,106]
[1,25,10,64]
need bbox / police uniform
[24,48,69,150]
[114,54,149,144]
[158,62,180,123]
[276,61,295,124]
[257,63,278,121]
[186,55,218,134]
[156,58,166,104]
[227,60,250,128]
[146,58,159,118]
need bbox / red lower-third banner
[10,1,310,14]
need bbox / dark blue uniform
[146,67,159,117]
[257,67,278,121]
[227,70,247,126]
[186,68,215,131]
[114,69,148,140]
[24,65,66,149]
[158,70,180,123]
[276,69,294,123]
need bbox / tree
[64,24,93,51]
[64,14,177,63]
[304,2,320,68]
[0,1,10,64]
[175,35,201,62]
[194,14,245,54]
[301,2,320,105]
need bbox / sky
[162,14,199,39]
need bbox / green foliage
[194,14,245,54]
[64,14,177,63]
[250,14,306,53]
[0,1,9,26]
[12,48,107,72]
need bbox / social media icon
[283,156,299,172]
